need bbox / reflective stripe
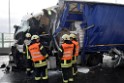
[32,52,41,55]
[31,53,43,58]
[34,61,47,67]
[40,46,44,50]
[59,48,62,52]
[42,76,48,79]
[42,68,48,79]
[72,67,77,76]
[61,60,72,68]
[63,80,68,83]
[31,70,34,73]
[72,56,77,64]
[26,45,30,59]
[63,51,73,57]
[26,68,31,71]
[61,63,72,68]
[39,61,42,64]
[74,71,78,75]
[72,67,74,75]
[69,78,74,81]
[35,77,41,80]
[64,60,66,65]
[45,54,48,58]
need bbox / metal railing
[0,33,14,48]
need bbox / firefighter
[59,34,75,83]
[28,35,48,83]
[23,33,33,77]
[70,33,79,76]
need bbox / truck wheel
[86,53,102,66]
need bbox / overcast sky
[0,0,58,33]
[0,0,124,33]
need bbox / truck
[11,0,124,69]
[53,0,124,66]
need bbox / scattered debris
[78,67,90,74]
[0,63,6,68]
[5,66,10,73]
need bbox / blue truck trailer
[54,0,124,66]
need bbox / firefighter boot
[42,79,48,83]
[35,80,41,83]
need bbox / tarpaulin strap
[35,77,41,80]
[42,69,48,79]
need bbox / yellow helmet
[62,34,70,40]
[25,33,31,38]
[31,35,39,40]
[70,33,76,38]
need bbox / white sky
[0,0,124,33]
[0,0,58,33]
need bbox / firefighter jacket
[59,40,75,68]
[72,40,79,57]
[71,40,79,63]
[28,42,48,67]
[23,39,31,59]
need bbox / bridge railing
[0,33,14,48]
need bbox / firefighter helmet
[25,33,31,38]
[62,34,70,40]
[31,35,39,40]
[70,33,76,38]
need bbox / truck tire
[86,53,103,66]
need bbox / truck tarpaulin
[82,4,124,52]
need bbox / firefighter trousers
[62,67,73,83]
[26,59,34,77]
[72,56,78,76]
[34,65,48,83]
[72,63,77,76]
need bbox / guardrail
[0,33,14,48]
[0,33,14,55]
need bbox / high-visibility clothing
[72,40,79,56]
[34,60,47,67]
[29,43,45,62]
[61,60,72,68]
[26,45,31,59]
[61,43,74,60]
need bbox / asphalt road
[0,55,124,83]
